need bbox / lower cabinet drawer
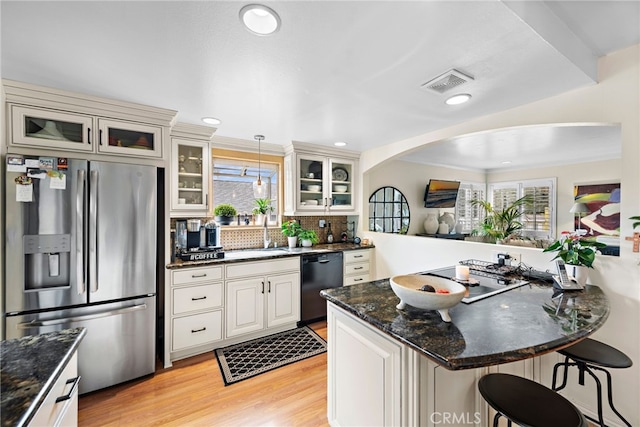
[173,283,223,315]
[344,273,372,286]
[345,262,370,276]
[172,311,223,350]
[29,352,79,427]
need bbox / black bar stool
[552,338,633,427]
[478,373,588,427]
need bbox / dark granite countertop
[1,328,86,427]
[321,279,609,370]
[166,243,374,269]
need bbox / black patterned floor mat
[214,326,327,385]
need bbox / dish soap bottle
[327,222,334,243]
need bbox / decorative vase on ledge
[424,214,439,234]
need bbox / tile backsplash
[170,216,350,250]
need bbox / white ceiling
[1,1,638,170]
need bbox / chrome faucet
[263,225,271,248]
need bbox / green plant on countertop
[543,230,607,268]
[214,204,237,217]
[471,195,533,242]
[298,228,319,244]
[252,198,274,215]
[631,215,640,229]
[281,219,301,237]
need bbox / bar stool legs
[551,338,632,427]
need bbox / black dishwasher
[300,252,344,325]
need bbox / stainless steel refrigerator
[4,155,157,394]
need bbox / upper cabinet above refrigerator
[3,79,177,161]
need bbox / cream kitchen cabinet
[170,123,215,215]
[225,257,300,338]
[29,352,80,427]
[284,142,359,215]
[170,265,224,357]
[327,304,404,426]
[4,79,176,160]
[343,248,373,286]
[10,106,165,158]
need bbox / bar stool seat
[478,373,588,427]
[552,338,632,427]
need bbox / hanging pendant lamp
[252,135,266,198]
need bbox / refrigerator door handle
[16,304,148,328]
[76,169,86,295]
[89,169,98,293]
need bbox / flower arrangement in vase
[543,230,607,285]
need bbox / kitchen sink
[224,248,291,259]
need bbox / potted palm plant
[252,198,273,226]
[214,204,237,225]
[470,195,532,243]
[298,228,319,247]
[281,220,301,248]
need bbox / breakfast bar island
[321,278,609,426]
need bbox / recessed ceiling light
[501,160,512,165]
[202,117,221,125]
[445,93,472,105]
[334,141,347,147]
[239,4,281,36]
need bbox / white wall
[360,45,640,424]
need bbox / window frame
[211,148,284,228]
[455,181,487,234]
[488,177,556,239]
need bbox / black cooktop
[421,266,529,303]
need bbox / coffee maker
[204,221,221,248]
[186,219,203,250]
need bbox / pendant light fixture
[252,134,266,198]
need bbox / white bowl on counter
[333,184,348,193]
[390,274,466,322]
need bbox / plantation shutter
[488,178,555,239]
[456,182,486,233]
[522,182,552,235]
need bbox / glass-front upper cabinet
[170,139,210,214]
[97,119,163,158]
[327,158,354,212]
[11,105,94,151]
[296,154,355,212]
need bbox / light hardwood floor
[78,322,329,426]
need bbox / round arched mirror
[369,186,410,234]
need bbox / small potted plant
[252,198,273,227]
[298,228,319,247]
[214,203,237,225]
[281,219,301,248]
[543,230,607,285]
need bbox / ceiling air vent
[421,69,474,94]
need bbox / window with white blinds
[455,182,486,233]
[489,178,556,239]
